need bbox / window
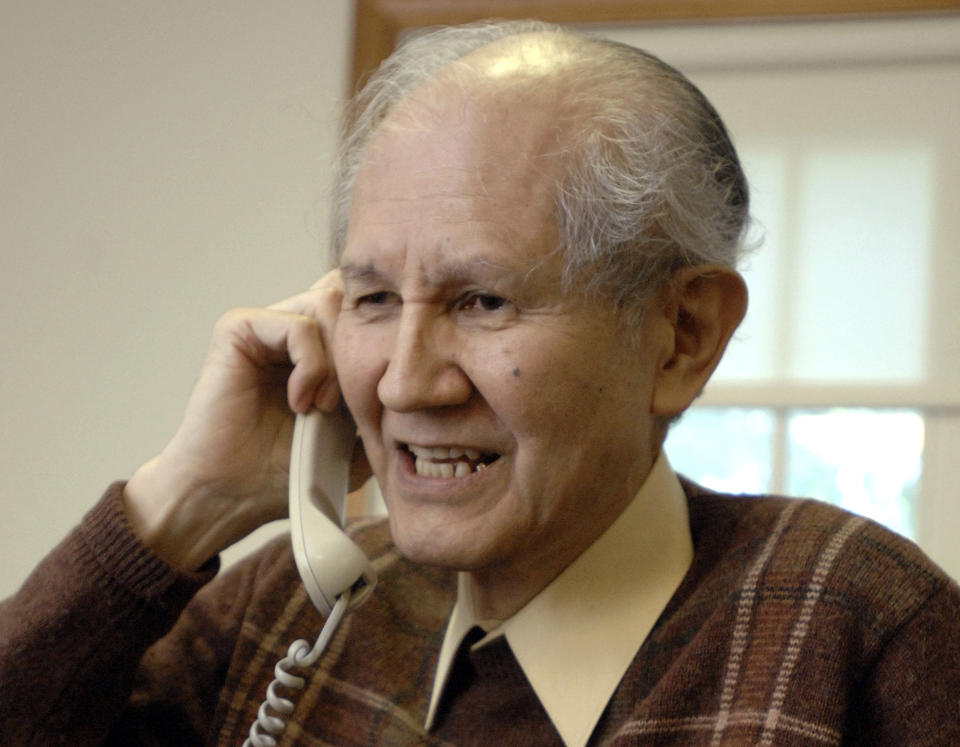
[666,408,922,539]
[601,17,960,578]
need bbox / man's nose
[377,307,472,412]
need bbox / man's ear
[650,265,747,418]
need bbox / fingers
[274,310,341,413]
[229,269,344,411]
[208,270,346,415]
[213,306,340,414]
[268,268,343,317]
[267,269,346,412]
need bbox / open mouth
[403,444,500,478]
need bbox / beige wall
[1,1,353,596]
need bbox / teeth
[409,445,483,461]
[407,443,494,479]
[414,456,482,478]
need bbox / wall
[0,1,353,597]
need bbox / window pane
[791,148,932,382]
[666,407,923,541]
[665,408,774,494]
[786,408,922,538]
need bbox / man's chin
[387,516,501,572]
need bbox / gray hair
[330,20,749,320]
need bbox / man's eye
[357,291,390,305]
[462,293,507,312]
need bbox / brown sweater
[2,480,959,745]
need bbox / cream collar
[425,452,693,746]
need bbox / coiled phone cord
[242,590,351,747]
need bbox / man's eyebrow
[339,262,386,286]
[341,258,515,284]
[339,254,550,290]
[427,258,517,286]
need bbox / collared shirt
[424,452,694,747]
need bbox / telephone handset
[288,406,376,615]
[245,407,377,746]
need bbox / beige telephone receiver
[288,406,376,615]
[244,407,377,746]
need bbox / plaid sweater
[2,480,959,745]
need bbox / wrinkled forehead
[345,85,566,270]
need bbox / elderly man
[2,19,959,746]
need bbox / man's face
[333,79,665,584]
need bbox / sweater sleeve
[0,483,218,745]
[847,576,960,745]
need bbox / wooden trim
[351,0,960,90]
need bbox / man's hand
[123,270,353,570]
